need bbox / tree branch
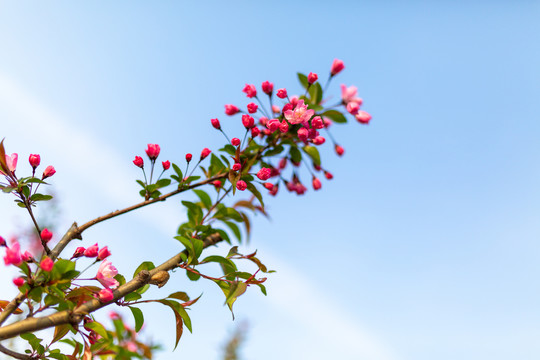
[0,343,34,360]
[0,233,224,341]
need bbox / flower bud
[133,156,144,168]
[312,177,322,190]
[98,288,114,303]
[232,163,241,171]
[297,128,309,142]
[40,228,53,243]
[307,72,318,84]
[211,118,221,130]
[262,81,273,95]
[335,144,345,156]
[276,88,288,99]
[84,243,99,258]
[145,144,160,160]
[186,153,193,162]
[242,115,255,129]
[272,105,281,114]
[200,148,211,160]
[266,119,280,132]
[311,116,324,129]
[282,103,293,113]
[313,136,326,145]
[346,102,360,115]
[263,182,273,191]
[162,160,170,170]
[330,59,345,76]
[213,180,222,188]
[40,257,54,272]
[29,154,40,168]
[42,165,56,179]
[324,171,334,180]
[256,168,272,181]
[97,246,111,261]
[247,102,258,114]
[231,138,241,147]
[236,180,247,191]
[13,277,24,287]
[225,104,240,115]
[279,157,287,169]
[279,121,289,133]
[355,110,372,124]
[72,247,85,259]
[251,127,261,137]
[270,183,279,196]
[22,251,33,262]
[242,84,257,98]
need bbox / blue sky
[1,1,540,359]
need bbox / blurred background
[0,1,539,359]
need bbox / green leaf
[156,178,171,188]
[133,261,155,278]
[202,255,238,275]
[51,324,72,345]
[193,189,212,210]
[186,269,201,281]
[226,246,239,259]
[124,292,141,302]
[136,284,150,295]
[175,236,195,263]
[167,291,190,302]
[263,145,284,157]
[297,72,309,89]
[245,182,264,207]
[128,306,144,332]
[289,146,302,163]
[303,145,321,166]
[220,144,237,156]
[321,109,347,123]
[182,200,203,225]
[171,163,183,180]
[85,321,109,339]
[308,81,323,104]
[224,221,242,243]
[29,193,53,201]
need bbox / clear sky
[1,1,540,359]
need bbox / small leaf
[167,291,190,302]
[133,261,155,278]
[245,182,264,207]
[193,189,212,210]
[51,324,71,344]
[289,146,302,164]
[303,145,321,166]
[321,109,347,123]
[84,321,109,339]
[128,306,144,332]
[29,193,53,201]
[171,163,183,180]
[297,72,309,89]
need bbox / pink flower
[96,259,119,289]
[242,115,255,129]
[13,277,24,287]
[97,246,111,261]
[270,183,279,196]
[145,144,160,160]
[272,105,281,114]
[242,84,257,98]
[262,81,273,95]
[311,116,324,130]
[256,168,272,181]
[279,121,289,133]
[72,247,85,259]
[236,180,247,191]
[84,243,99,258]
[3,242,21,266]
[232,163,241,171]
[284,100,315,125]
[312,177,322,190]
[21,251,33,262]
[40,257,54,272]
[29,154,40,168]
[297,128,309,142]
[41,228,53,243]
[200,148,211,160]
[109,311,121,320]
[266,119,280,132]
[185,153,193,162]
[213,180,222,188]
[263,182,273,191]
[330,59,345,76]
[335,144,345,156]
[210,118,221,130]
[346,102,360,115]
[5,153,17,173]
[355,110,372,124]
[225,104,239,116]
[98,288,114,303]
[162,160,170,170]
[133,156,144,168]
[251,127,261,137]
[247,102,258,114]
[276,88,288,99]
[231,138,241,147]
[307,72,318,84]
[324,171,333,180]
[313,136,326,145]
[340,84,363,105]
[126,341,138,352]
[42,165,56,179]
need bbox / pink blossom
[162,160,170,170]
[126,341,138,352]
[3,242,21,266]
[72,247,85,259]
[347,102,360,115]
[335,144,345,156]
[312,177,322,190]
[276,88,288,99]
[232,163,241,171]
[185,153,193,162]
[200,148,211,160]
[84,243,99,258]
[98,288,114,303]
[270,184,279,196]
[42,165,56,179]
[109,311,121,320]
[242,84,257,98]
[263,182,273,191]
[5,153,17,173]
[279,158,287,169]
[41,228,53,243]
[96,259,119,289]
[40,257,54,272]
[145,144,160,160]
[97,246,111,261]
[224,104,239,115]
[262,81,273,95]
[311,116,324,130]
[29,154,40,168]
[272,105,281,114]
[21,251,33,262]
[355,110,372,124]
[213,180,222,188]
[266,119,280,132]
[307,72,318,84]
[313,136,326,145]
[279,121,289,133]
[247,102,258,114]
[13,277,24,287]
[242,115,255,129]
[330,59,345,76]
[340,84,358,103]
[256,168,272,181]
[284,100,314,125]
[251,127,261,137]
[133,156,144,168]
[210,118,221,130]
[324,171,333,180]
[297,128,309,142]
[236,180,247,191]
[231,138,241,147]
